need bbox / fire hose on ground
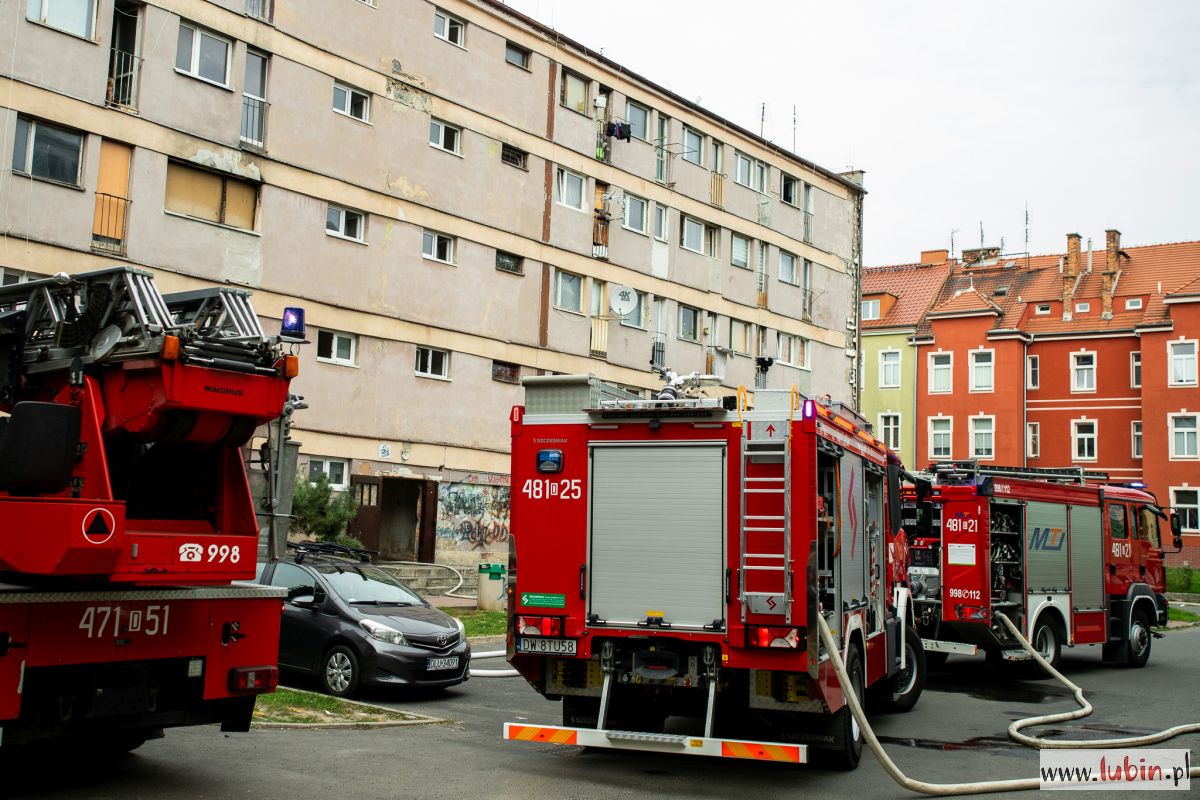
[470,650,518,678]
[816,611,1200,795]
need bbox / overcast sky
[502,0,1200,266]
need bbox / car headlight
[452,617,465,635]
[360,619,407,645]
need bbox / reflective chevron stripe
[720,740,802,762]
[505,724,578,745]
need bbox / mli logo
[1029,526,1066,551]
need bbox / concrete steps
[379,562,478,596]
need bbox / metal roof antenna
[1087,238,1093,273]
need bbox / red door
[940,496,991,625]
[1103,502,1135,596]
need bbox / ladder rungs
[744,477,784,483]
[745,515,785,520]
[745,489,784,494]
[744,553,785,559]
[743,591,788,598]
[742,565,785,572]
[744,526,784,532]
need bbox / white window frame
[681,127,703,165]
[1071,418,1098,462]
[555,167,586,211]
[421,229,455,264]
[316,330,357,367]
[1075,301,1090,313]
[1125,297,1143,310]
[433,8,465,47]
[969,416,995,460]
[929,417,952,460]
[781,173,799,206]
[308,457,349,489]
[779,251,798,285]
[1027,422,1040,458]
[1170,487,1200,532]
[729,319,750,355]
[1169,413,1200,460]
[415,346,450,379]
[622,193,648,234]
[553,269,583,313]
[1131,420,1142,460]
[326,204,365,242]
[625,100,650,141]
[777,333,807,368]
[678,305,700,342]
[1027,354,1040,389]
[428,118,461,154]
[175,22,231,87]
[928,351,952,394]
[332,81,370,121]
[1168,339,1198,387]
[861,298,881,320]
[969,349,995,392]
[1035,304,1051,315]
[878,350,901,389]
[27,0,95,38]
[731,233,751,269]
[504,41,530,69]
[879,413,901,451]
[1130,351,1142,388]
[1071,350,1097,393]
[733,151,767,192]
[652,203,668,241]
[560,69,589,114]
[680,216,708,255]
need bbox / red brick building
[866,232,1200,563]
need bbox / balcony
[241,96,269,149]
[592,216,609,260]
[92,193,131,256]
[800,287,814,321]
[802,211,814,244]
[710,172,724,208]
[590,317,608,358]
[245,0,273,22]
[105,48,141,112]
[651,334,666,370]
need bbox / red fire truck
[903,461,1182,671]
[503,373,923,769]
[0,267,299,752]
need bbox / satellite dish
[609,285,638,317]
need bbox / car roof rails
[286,540,376,564]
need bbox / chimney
[921,249,950,265]
[1101,228,1121,320]
[1063,233,1081,319]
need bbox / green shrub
[290,473,359,543]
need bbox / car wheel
[826,646,865,770]
[321,645,360,697]
[1125,609,1152,668]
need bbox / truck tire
[1028,616,1062,673]
[826,646,865,770]
[1124,608,1152,668]
[321,645,360,697]
[877,625,925,712]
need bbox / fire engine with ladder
[0,266,300,751]
[903,461,1182,671]
[503,372,924,769]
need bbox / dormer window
[1075,302,1090,313]
[1035,304,1051,315]
[861,298,880,320]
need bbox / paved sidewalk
[425,592,477,608]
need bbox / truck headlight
[360,619,407,645]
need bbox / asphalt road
[6,627,1199,799]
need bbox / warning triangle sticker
[86,513,110,537]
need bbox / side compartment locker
[1068,505,1106,643]
[864,465,886,633]
[839,453,867,617]
[1024,501,1071,636]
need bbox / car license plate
[427,657,459,671]
[517,637,577,655]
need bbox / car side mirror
[289,594,315,608]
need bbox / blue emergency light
[281,306,306,342]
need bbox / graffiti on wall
[436,482,511,552]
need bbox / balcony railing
[651,334,666,370]
[241,96,269,148]
[800,287,814,321]
[245,0,273,22]
[590,317,608,358]
[92,193,131,256]
[105,48,141,111]
[592,217,609,260]
[802,210,814,244]
[710,172,724,208]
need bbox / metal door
[347,475,382,552]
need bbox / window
[415,346,449,379]
[777,333,806,367]
[308,458,348,489]
[175,22,231,86]
[654,114,669,182]
[429,119,461,153]
[1036,304,1051,315]
[623,193,648,233]
[1109,504,1127,540]
[554,269,582,312]
[930,418,952,459]
[970,350,994,392]
[1075,302,1090,313]
[245,0,273,23]
[929,352,952,393]
[1171,488,1199,532]
[1130,351,1141,388]
[729,319,750,354]
[1027,355,1040,389]
[433,8,465,46]
[1171,414,1199,459]
[421,230,455,264]
[779,251,798,285]
[619,289,645,328]
[11,116,82,185]
[316,330,356,366]
[626,101,649,141]
[879,350,901,388]
[1027,422,1040,458]
[165,161,257,230]
[1132,420,1142,459]
[734,152,766,191]
[561,70,588,114]
[681,127,703,165]
[1071,352,1096,392]
[653,203,668,241]
[680,216,714,256]
[1169,340,1198,386]
[1072,420,1097,461]
[879,414,901,450]
[861,298,881,320]
[678,305,699,341]
[241,50,268,147]
[504,41,529,69]
[555,167,585,210]
[500,143,527,169]
[1125,297,1143,310]
[495,251,524,275]
[710,140,722,172]
[731,234,750,269]
[781,173,799,206]
[491,360,520,384]
[332,81,369,121]
[325,204,365,241]
[28,0,96,37]
[969,417,994,459]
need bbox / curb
[253,686,448,730]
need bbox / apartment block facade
[1,0,865,564]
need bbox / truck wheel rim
[1131,621,1149,657]
[327,653,352,692]
[893,644,918,698]
[1036,627,1055,660]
